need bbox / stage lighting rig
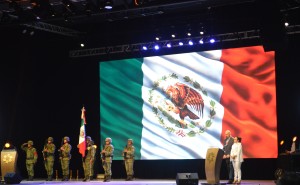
[104,0,113,10]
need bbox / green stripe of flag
[100,58,144,159]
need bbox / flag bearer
[83,136,96,182]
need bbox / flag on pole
[78,106,87,157]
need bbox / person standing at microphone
[223,130,234,184]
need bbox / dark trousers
[226,158,234,181]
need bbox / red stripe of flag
[220,46,277,158]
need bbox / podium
[205,148,224,184]
[1,148,18,181]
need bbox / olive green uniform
[101,140,114,182]
[83,141,96,181]
[123,144,135,180]
[43,141,56,180]
[60,141,72,181]
[21,141,38,180]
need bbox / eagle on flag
[165,82,204,128]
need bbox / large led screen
[100,45,277,160]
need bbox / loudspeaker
[4,172,22,184]
[176,173,199,185]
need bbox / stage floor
[4,179,276,185]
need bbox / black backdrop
[0,32,300,180]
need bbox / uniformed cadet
[122,139,135,181]
[101,137,114,182]
[42,137,56,181]
[82,136,96,182]
[59,136,72,181]
[21,140,38,181]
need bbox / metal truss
[285,25,300,35]
[21,22,83,37]
[69,29,261,58]
[69,25,300,58]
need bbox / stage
[2,179,275,185]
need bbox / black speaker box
[4,172,22,184]
[176,173,199,185]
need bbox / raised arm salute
[21,140,38,181]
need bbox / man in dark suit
[223,130,234,184]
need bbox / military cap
[28,140,34,145]
[128,138,133,144]
[64,136,70,142]
[105,137,112,143]
[48,137,54,142]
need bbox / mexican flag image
[100,45,277,160]
[78,107,87,157]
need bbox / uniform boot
[28,176,33,181]
[128,175,133,181]
[48,175,53,181]
[62,176,68,181]
[106,175,111,182]
[83,176,90,182]
[103,175,107,182]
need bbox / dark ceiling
[0,0,299,50]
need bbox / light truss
[21,22,83,37]
[286,25,300,35]
[69,29,261,58]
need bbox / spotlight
[166,43,172,48]
[199,38,204,44]
[171,34,176,38]
[80,43,85,47]
[178,41,183,46]
[199,26,205,35]
[104,0,113,10]
[142,46,148,50]
[209,38,215,43]
[188,40,193,45]
[284,22,289,27]
[154,44,160,50]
